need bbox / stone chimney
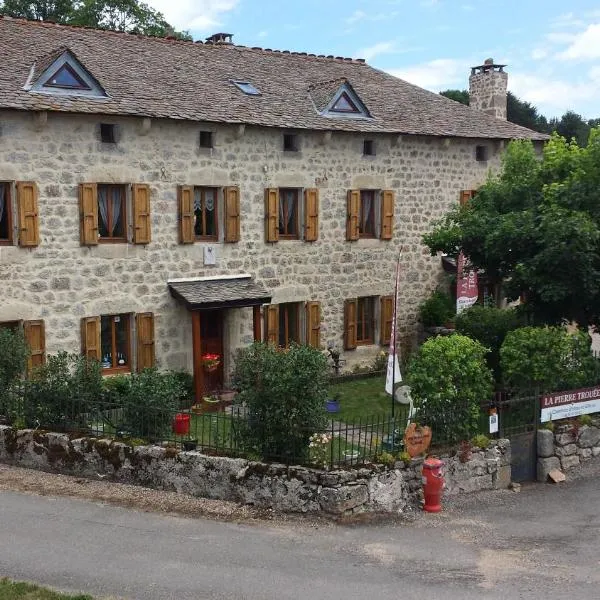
[469,58,508,120]
[205,32,234,44]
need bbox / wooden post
[253,305,262,342]
[192,310,203,402]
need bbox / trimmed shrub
[456,305,522,381]
[407,334,493,444]
[0,327,29,422]
[418,289,455,327]
[232,342,328,462]
[500,326,600,392]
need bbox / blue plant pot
[325,399,340,413]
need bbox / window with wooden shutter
[264,188,279,242]
[81,316,101,361]
[265,304,279,345]
[346,190,360,241]
[0,182,14,245]
[306,301,321,348]
[224,186,241,242]
[16,182,40,247]
[178,185,194,244]
[136,312,155,372]
[459,190,476,207]
[304,188,319,242]
[132,184,151,244]
[344,299,358,350]
[79,183,98,245]
[380,296,394,346]
[381,190,395,240]
[23,320,45,372]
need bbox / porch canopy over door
[168,274,271,401]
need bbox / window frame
[0,181,13,246]
[278,188,300,240]
[283,133,299,152]
[363,140,375,156]
[193,186,219,241]
[199,130,214,149]
[276,302,302,348]
[359,189,377,238]
[100,313,132,374]
[97,183,128,243]
[330,91,361,114]
[44,63,91,91]
[356,296,375,345]
[475,145,489,162]
[100,123,117,144]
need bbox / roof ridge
[308,77,349,90]
[0,14,368,64]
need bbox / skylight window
[330,92,359,113]
[44,64,91,90]
[231,80,261,95]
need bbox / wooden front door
[200,309,224,394]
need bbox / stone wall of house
[0,426,512,515]
[0,109,508,375]
[537,417,600,481]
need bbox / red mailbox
[422,457,445,513]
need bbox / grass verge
[0,578,93,600]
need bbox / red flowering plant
[201,353,221,371]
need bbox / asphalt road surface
[1,466,599,600]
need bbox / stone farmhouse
[0,18,546,400]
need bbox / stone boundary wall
[537,417,600,481]
[0,426,511,516]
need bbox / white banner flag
[385,258,402,395]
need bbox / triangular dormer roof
[309,78,371,119]
[27,47,107,98]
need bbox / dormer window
[331,92,360,114]
[231,80,261,96]
[310,80,371,120]
[44,64,91,90]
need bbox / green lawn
[0,579,93,600]
[328,375,396,422]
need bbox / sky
[146,0,600,119]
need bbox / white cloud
[346,10,367,25]
[549,12,585,29]
[147,0,238,32]
[545,31,577,44]
[358,41,396,62]
[531,48,548,60]
[257,30,268,39]
[387,58,466,90]
[557,23,600,60]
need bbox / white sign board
[540,386,600,422]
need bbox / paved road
[1,468,599,600]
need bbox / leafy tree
[0,0,74,21]
[549,110,590,147]
[424,131,600,328]
[0,327,29,422]
[439,89,469,106]
[406,334,493,443]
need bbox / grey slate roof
[168,277,271,310]
[0,16,547,140]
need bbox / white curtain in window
[193,188,202,212]
[98,186,108,234]
[279,190,295,228]
[361,193,372,230]
[110,187,122,234]
[0,184,5,224]
[205,189,215,212]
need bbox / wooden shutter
[16,182,40,247]
[178,185,194,244]
[346,190,360,241]
[132,184,151,244]
[136,312,155,372]
[304,188,319,242]
[79,183,98,246]
[380,296,394,346]
[264,188,279,242]
[23,320,45,372]
[224,186,241,242]
[305,301,321,348]
[460,190,475,207]
[381,190,395,240]
[344,299,358,350]
[265,304,279,345]
[81,316,101,361]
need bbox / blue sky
[148,0,600,118]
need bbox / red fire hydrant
[422,457,445,513]
[172,413,190,436]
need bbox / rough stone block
[592,447,600,457]
[537,457,561,482]
[493,464,511,489]
[555,444,577,457]
[318,484,369,514]
[578,448,592,460]
[456,474,493,494]
[537,429,555,458]
[578,426,600,448]
[555,432,576,446]
[560,455,580,470]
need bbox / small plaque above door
[203,245,217,266]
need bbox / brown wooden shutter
[23,320,45,372]
[344,299,358,350]
[304,188,319,242]
[264,188,279,242]
[16,182,40,247]
[346,190,360,241]
[381,190,395,240]
[305,301,321,348]
[132,184,151,244]
[224,186,241,242]
[380,295,394,346]
[136,312,155,372]
[178,185,194,244]
[460,190,475,207]
[265,304,279,345]
[81,316,101,361]
[79,183,98,246]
